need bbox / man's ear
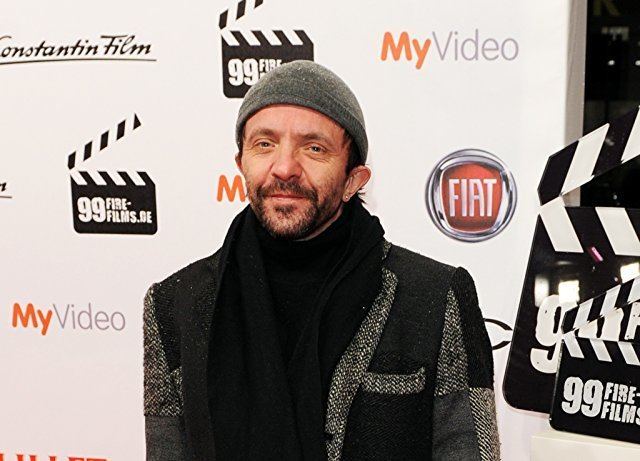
[344,165,372,197]
[235,152,243,172]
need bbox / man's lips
[268,193,306,199]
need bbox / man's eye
[308,145,324,153]
[257,141,272,148]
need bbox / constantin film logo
[0,34,155,66]
[219,0,314,98]
[426,149,517,241]
[67,114,157,235]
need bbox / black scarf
[208,200,385,460]
[256,204,352,366]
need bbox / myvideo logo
[381,30,519,70]
[11,302,126,336]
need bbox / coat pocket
[342,368,429,460]
[361,367,426,395]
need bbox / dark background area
[581,0,640,207]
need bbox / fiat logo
[426,149,517,242]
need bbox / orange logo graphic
[381,32,431,69]
[216,174,247,202]
[12,303,52,336]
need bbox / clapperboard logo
[504,106,640,413]
[68,114,157,235]
[219,0,314,98]
[549,278,640,443]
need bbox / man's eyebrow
[244,127,278,141]
[244,128,342,149]
[298,132,336,147]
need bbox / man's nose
[270,144,302,181]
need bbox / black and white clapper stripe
[70,170,154,187]
[561,336,640,366]
[220,30,312,48]
[219,0,264,30]
[561,275,640,335]
[538,106,640,256]
[559,274,640,366]
[67,113,141,170]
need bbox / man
[143,60,500,460]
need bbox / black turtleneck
[256,204,352,364]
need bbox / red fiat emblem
[426,149,517,241]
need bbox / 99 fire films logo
[426,149,517,241]
[68,114,157,234]
[219,0,314,98]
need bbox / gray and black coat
[143,242,500,460]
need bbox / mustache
[257,179,317,201]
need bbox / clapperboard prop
[549,279,640,443]
[68,113,157,235]
[504,106,640,413]
[219,0,314,98]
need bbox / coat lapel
[181,215,240,460]
[324,242,397,460]
[179,251,224,460]
[180,211,241,458]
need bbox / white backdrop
[1,1,583,459]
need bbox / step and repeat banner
[1,1,582,459]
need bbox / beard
[247,177,342,240]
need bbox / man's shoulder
[385,242,457,286]
[148,250,222,305]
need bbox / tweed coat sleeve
[143,283,187,461]
[432,267,500,461]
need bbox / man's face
[238,104,351,240]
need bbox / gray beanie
[235,60,368,163]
